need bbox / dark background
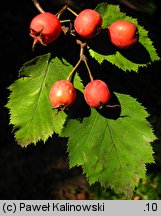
[0,0,161,199]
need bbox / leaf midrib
[23,62,51,142]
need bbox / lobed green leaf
[6,54,82,147]
[62,93,156,197]
[88,3,160,72]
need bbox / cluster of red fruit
[30,9,139,48]
[49,79,111,109]
[29,8,139,110]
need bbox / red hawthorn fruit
[84,80,111,108]
[30,12,62,48]
[108,20,139,49]
[49,80,76,109]
[74,9,102,39]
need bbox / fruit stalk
[67,40,94,82]
[84,60,94,82]
[77,40,94,81]
[56,5,78,18]
[32,0,45,13]
[66,58,82,81]
[55,5,67,18]
[66,7,78,17]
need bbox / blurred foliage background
[0,0,161,199]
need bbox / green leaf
[89,3,160,72]
[6,53,81,147]
[62,93,156,197]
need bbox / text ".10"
[145,203,157,212]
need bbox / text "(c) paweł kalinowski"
[19,202,105,212]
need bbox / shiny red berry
[30,12,62,48]
[108,20,139,49]
[49,80,76,109]
[84,80,111,108]
[74,9,102,39]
